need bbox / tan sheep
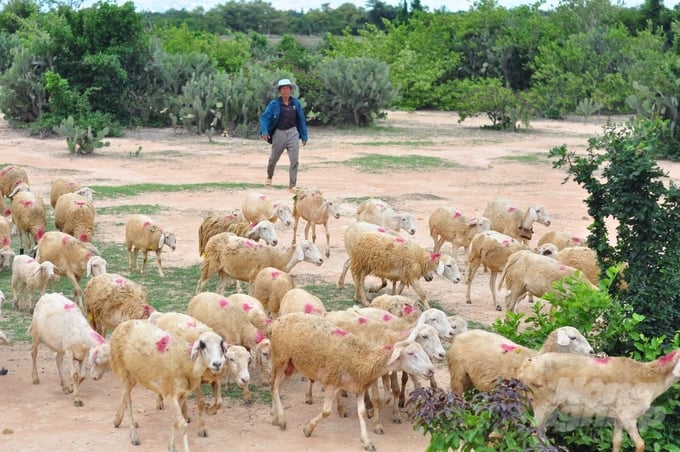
[35,231,108,308]
[428,206,491,255]
[537,229,586,250]
[483,197,552,243]
[447,326,594,395]
[517,349,680,452]
[50,177,81,208]
[0,215,15,270]
[124,214,176,277]
[356,198,416,235]
[11,254,57,312]
[83,273,153,336]
[195,233,323,294]
[241,192,293,226]
[278,288,326,317]
[369,294,422,324]
[270,312,435,451]
[555,245,600,285]
[248,266,295,317]
[197,209,278,256]
[10,189,46,251]
[29,293,111,407]
[54,192,96,243]
[291,188,341,258]
[110,319,226,450]
[0,165,29,200]
[498,249,596,314]
[465,230,530,310]
[227,293,272,332]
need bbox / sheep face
[225,345,251,388]
[533,205,552,227]
[552,326,594,355]
[420,308,456,340]
[298,240,324,266]
[161,232,177,251]
[389,340,435,380]
[0,248,15,270]
[86,256,108,277]
[411,324,446,361]
[397,213,416,235]
[274,203,293,226]
[87,343,111,380]
[325,199,341,219]
[436,254,461,284]
[194,331,227,374]
[248,220,278,246]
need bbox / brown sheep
[291,188,341,258]
[54,192,96,243]
[10,189,46,250]
[124,214,176,277]
[483,198,551,243]
[0,165,29,200]
[537,229,586,250]
[197,210,278,256]
[428,206,491,255]
[248,266,295,316]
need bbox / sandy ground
[0,110,669,451]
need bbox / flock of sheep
[1,162,679,452]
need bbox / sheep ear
[158,233,165,249]
[221,340,229,355]
[556,328,571,346]
[294,243,305,260]
[86,258,94,277]
[436,259,446,276]
[190,340,204,360]
[387,342,406,366]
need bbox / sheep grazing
[555,245,600,285]
[428,206,491,255]
[150,311,250,436]
[83,273,153,336]
[110,319,226,450]
[197,209,278,256]
[11,254,57,312]
[29,293,111,407]
[350,233,460,308]
[278,288,327,317]
[465,230,530,310]
[498,249,596,314]
[0,215,15,270]
[35,231,108,308]
[54,192,96,243]
[518,350,680,452]
[0,164,29,200]
[241,192,293,226]
[248,266,295,317]
[124,214,176,277]
[195,233,323,294]
[356,198,416,235]
[483,198,551,243]
[291,188,341,258]
[269,312,435,451]
[10,188,46,251]
[447,326,594,395]
[537,229,586,250]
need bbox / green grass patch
[355,140,433,147]
[90,182,263,199]
[344,154,457,172]
[500,153,550,164]
[97,204,168,216]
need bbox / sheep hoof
[363,443,376,451]
[495,305,502,311]
[74,399,83,407]
[198,429,208,438]
[303,426,312,437]
[392,417,402,424]
[304,398,313,405]
[374,426,384,434]
[466,300,472,305]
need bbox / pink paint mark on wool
[20,200,33,207]
[79,233,89,242]
[0,166,13,176]
[500,343,518,353]
[259,195,266,200]
[507,206,517,212]
[74,201,86,206]
[403,305,414,315]
[90,330,106,345]
[502,239,511,245]
[358,317,368,325]
[64,302,76,310]
[255,330,266,344]
[245,240,255,248]
[67,182,76,187]
[85,252,93,258]
[26,258,34,263]
[62,236,71,244]
[332,328,348,337]
[382,314,393,322]
[394,237,406,244]
[143,221,152,228]
[558,264,568,271]
[1,237,8,246]
[219,298,230,308]
[3,208,10,216]
[303,303,315,314]
[572,236,583,243]
[242,303,253,312]
[430,252,441,262]
[114,278,125,287]
[186,321,197,329]
[36,229,45,241]
[156,335,171,352]
[377,227,387,233]
[593,357,611,364]
[453,211,462,218]
[271,271,281,279]
[658,350,678,365]
[143,305,154,316]
[224,214,234,220]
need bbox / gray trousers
[267,127,300,188]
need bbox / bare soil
[0,111,671,452]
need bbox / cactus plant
[53,115,110,155]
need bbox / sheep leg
[303,385,338,438]
[291,215,301,246]
[464,260,480,304]
[155,249,164,277]
[168,396,188,452]
[489,271,501,310]
[126,246,134,272]
[432,236,444,254]
[64,351,84,407]
[206,380,222,415]
[31,335,41,385]
[368,383,384,434]
[388,372,401,424]
[132,248,140,272]
[410,280,430,310]
[352,270,370,306]
[270,362,289,429]
[305,379,314,404]
[54,351,74,394]
[140,250,149,275]
[356,389,376,451]
[113,380,140,446]
[193,386,209,437]
[398,372,409,408]
[322,222,331,258]
[338,258,351,288]
[240,381,252,404]
[368,280,387,294]
[304,221,312,242]
[619,417,644,452]
[335,389,348,417]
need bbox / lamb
[428,206,491,255]
[369,294,422,324]
[537,229,586,250]
[197,210,278,255]
[350,233,460,308]
[241,192,293,226]
[54,192,96,243]
[11,254,57,312]
[124,214,176,277]
[270,312,435,451]
[356,198,416,235]
[465,230,530,310]
[195,233,323,294]
[0,164,29,200]
[110,319,226,450]
[291,188,342,257]
[517,349,680,452]
[278,288,327,317]
[35,231,108,308]
[29,293,111,407]
[150,311,250,436]
[0,215,15,271]
[447,326,594,395]
[555,245,600,285]
[83,273,154,336]
[498,249,596,314]
[248,266,295,317]
[10,188,46,251]
[483,198,551,243]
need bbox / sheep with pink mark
[29,292,111,407]
[278,288,327,317]
[10,186,46,250]
[0,164,29,200]
[54,192,96,243]
[249,266,295,317]
[537,229,586,251]
[227,293,272,331]
[356,198,416,235]
[11,254,57,312]
[49,177,96,208]
[124,214,176,277]
[483,197,552,244]
[428,206,491,255]
[0,215,15,270]
[197,209,278,256]
[241,192,293,226]
[369,294,421,324]
[291,188,342,258]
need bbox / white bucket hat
[276,78,296,92]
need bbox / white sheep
[270,312,435,451]
[241,192,293,226]
[537,229,586,250]
[29,293,111,407]
[356,198,416,235]
[447,326,594,395]
[54,192,96,243]
[291,188,342,257]
[498,249,596,314]
[248,266,295,317]
[555,245,600,285]
[428,206,491,255]
[517,349,680,452]
[35,231,108,308]
[483,197,552,243]
[0,164,29,200]
[278,287,327,317]
[369,294,422,324]
[110,319,226,450]
[197,210,278,255]
[350,233,460,308]
[150,311,250,436]
[0,215,15,271]
[465,230,530,310]
[227,292,272,332]
[195,233,323,294]
[83,273,154,336]
[11,254,57,312]
[124,214,176,277]
[10,188,46,251]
